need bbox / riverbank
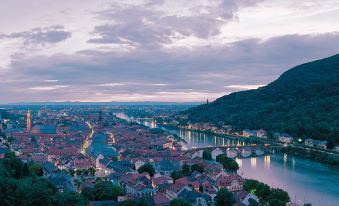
[281,146,339,165]
[158,123,339,166]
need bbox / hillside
[184,54,339,145]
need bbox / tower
[98,110,103,129]
[27,110,31,131]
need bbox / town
[0,106,293,206]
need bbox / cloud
[88,0,263,48]
[29,85,68,91]
[1,0,339,103]
[0,25,71,46]
[225,84,266,90]
[1,32,339,103]
[97,83,125,87]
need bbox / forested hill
[184,54,339,145]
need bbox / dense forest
[184,54,339,145]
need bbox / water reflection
[236,158,242,167]
[251,157,257,168]
[264,155,271,169]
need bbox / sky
[1,0,339,103]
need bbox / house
[313,140,327,149]
[47,171,76,192]
[211,148,224,160]
[304,138,314,147]
[73,158,93,170]
[278,134,293,144]
[177,187,212,206]
[163,140,173,149]
[239,190,259,206]
[153,192,171,206]
[86,143,118,168]
[41,161,58,176]
[135,159,145,170]
[152,175,173,189]
[304,138,327,149]
[242,130,252,137]
[106,160,133,174]
[256,129,267,139]
[156,159,181,176]
[216,174,244,192]
[119,173,156,197]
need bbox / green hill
[184,54,339,146]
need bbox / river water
[117,114,339,206]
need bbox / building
[26,110,31,131]
[216,174,244,192]
[242,130,252,137]
[304,138,327,149]
[278,134,293,144]
[313,140,327,149]
[304,138,314,147]
[31,125,57,135]
[256,129,267,139]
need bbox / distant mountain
[3,101,201,106]
[184,54,339,145]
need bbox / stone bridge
[184,144,281,158]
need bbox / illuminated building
[26,110,31,131]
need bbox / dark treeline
[0,152,87,206]
[184,54,339,146]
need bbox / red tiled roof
[153,192,170,205]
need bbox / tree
[181,164,191,176]
[216,154,239,172]
[74,178,82,191]
[248,198,259,206]
[83,169,89,176]
[68,168,75,177]
[87,180,124,201]
[76,169,83,176]
[29,162,43,176]
[22,163,30,176]
[243,179,290,205]
[170,198,192,206]
[88,167,96,176]
[0,152,91,206]
[137,163,155,177]
[228,161,239,172]
[202,150,212,160]
[214,188,236,206]
[81,187,94,200]
[171,170,184,180]
[267,188,290,206]
[53,190,88,206]
[191,164,204,173]
[119,198,148,206]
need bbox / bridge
[183,144,282,158]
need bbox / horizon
[1,101,203,106]
[1,0,339,103]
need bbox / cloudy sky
[1,0,339,103]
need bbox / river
[117,114,339,206]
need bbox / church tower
[26,110,31,131]
[98,110,103,129]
